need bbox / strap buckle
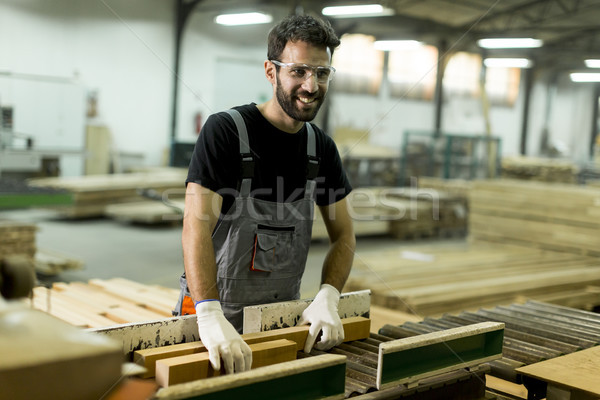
[240,152,255,178]
[306,155,320,180]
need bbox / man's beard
[275,74,324,122]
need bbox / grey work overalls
[174,109,319,333]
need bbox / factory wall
[0,0,596,176]
[0,0,174,172]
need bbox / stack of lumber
[30,278,180,329]
[345,242,600,317]
[416,176,472,198]
[469,179,600,256]
[104,199,184,224]
[0,221,37,258]
[0,220,83,275]
[386,188,468,239]
[501,156,579,183]
[312,187,396,240]
[312,185,468,241]
[27,169,187,218]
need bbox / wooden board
[516,346,600,397]
[134,316,370,378]
[155,339,297,387]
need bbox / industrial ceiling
[190,0,600,72]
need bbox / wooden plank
[134,316,370,378]
[486,375,528,399]
[516,346,600,397]
[153,354,346,400]
[377,322,504,390]
[155,339,297,387]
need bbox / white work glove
[195,300,252,374]
[299,284,344,353]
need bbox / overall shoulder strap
[225,109,253,197]
[305,123,320,200]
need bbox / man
[175,14,355,375]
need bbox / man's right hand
[195,300,252,374]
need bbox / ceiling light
[322,4,394,18]
[477,38,543,49]
[484,58,533,68]
[374,40,422,51]
[570,72,600,82]
[584,59,600,68]
[215,12,272,26]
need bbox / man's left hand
[299,284,344,353]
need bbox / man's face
[273,41,332,122]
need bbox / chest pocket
[250,225,296,273]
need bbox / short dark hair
[267,15,340,62]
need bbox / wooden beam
[377,321,504,390]
[155,339,298,387]
[134,316,370,378]
[154,354,346,400]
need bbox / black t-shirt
[186,103,352,215]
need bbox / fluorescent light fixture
[374,40,422,51]
[477,38,543,49]
[570,72,600,82]
[322,4,394,18]
[584,59,600,68]
[215,12,272,26]
[484,58,533,68]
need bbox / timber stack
[469,179,600,256]
[501,156,579,183]
[0,221,37,259]
[27,169,187,218]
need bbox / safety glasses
[270,60,336,83]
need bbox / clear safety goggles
[270,60,336,83]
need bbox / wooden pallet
[469,179,600,256]
[345,241,600,317]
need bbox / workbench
[517,346,600,400]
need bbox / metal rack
[399,130,501,184]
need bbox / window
[332,34,384,95]
[388,45,438,100]
[485,67,521,106]
[443,52,521,106]
[443,52,481,98]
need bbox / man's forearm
[321,232,355,292]
[182,219,220,301]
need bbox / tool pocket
[250,224,295,273]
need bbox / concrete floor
[1,208,465,300]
